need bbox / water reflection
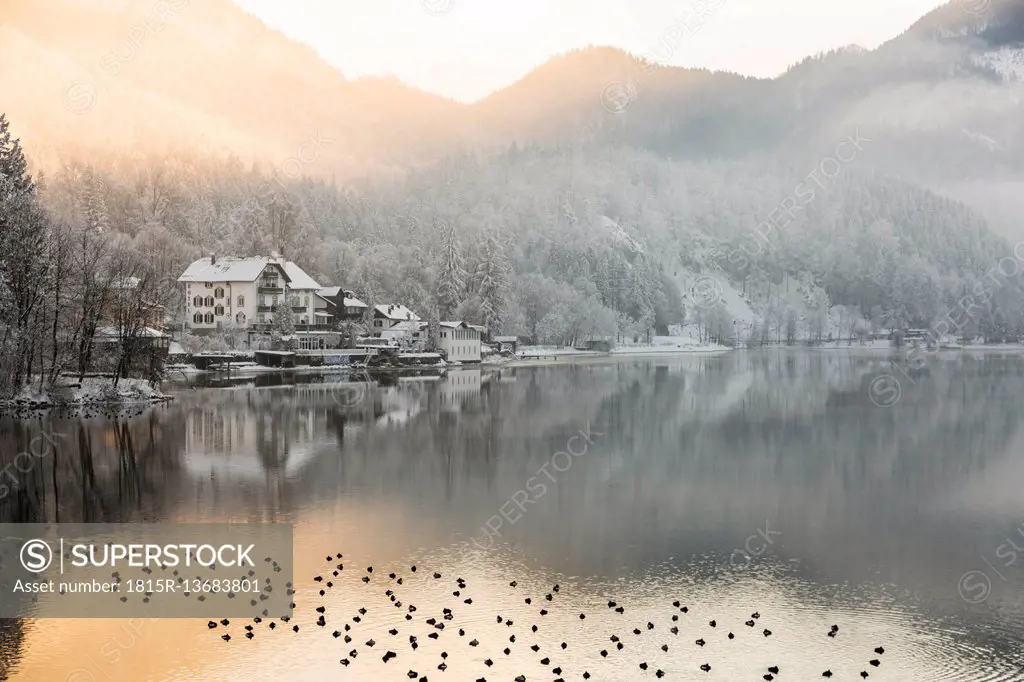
[1,353,1024,679]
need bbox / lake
[1,351,1023,681]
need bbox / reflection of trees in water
[0,618,25,680]
[0,410,186,525]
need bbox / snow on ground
[4,377,169,408]
[611,336,728,354]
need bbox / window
[237,295,244,307]
[259,295,266,305]
[374,319,383,328]
[272,295,278,305]
[204,313,214,324]
[215,305,224,316]
[215,287,224,298]
[236,312,246,324]
[303,295,309,307]
[193,296,202,307]
[193,313,202,324]
[205,282,213,288]
[204,296,214,307]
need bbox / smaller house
[493,335,519,354]
[378,320,428,349]
[317,287,368,324]
[438,321,482,363]
[372,304,420,330]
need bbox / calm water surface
[2,351,1024,681]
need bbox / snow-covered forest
[5,0,1024,398]
[4,98,1024,400]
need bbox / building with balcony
[177,255,322,333]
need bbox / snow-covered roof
[440,320,471,329]
[93,326,168,339]
[493,336,518,342]
[318,287,367,308]
[177,256,319,289]
[374,304,420,321]
[281,261,320,290]
[383,320,428,334]
[178,256,284,283]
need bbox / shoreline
[9,343,1023,411]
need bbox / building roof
[385,320,428,333]
[493,336,518,342]
[343,293,367,308]
[374,304,420,321]
[318,287,368,308]
[281,261,321,290]
[177,256,319,289]
[94,326,168,339]
[440,321,472,329]
[178,256,283,283]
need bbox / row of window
[193,296,241,308]
[190,295,314,309]
[191,312,313,325]
[441,329,476,339]
[199,284,227,298]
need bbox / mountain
[4,0,1024,183]
[0,0,468,176]
[4,0,1024,354]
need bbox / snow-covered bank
[611,336,729,355]
[2,377,171,411]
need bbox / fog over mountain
[2,0,1024,388]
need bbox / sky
[231,0,950,103]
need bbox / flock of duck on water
[206,553,887,680]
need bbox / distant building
[492,335,519,354]
[177,255,321,332]
[438,321,481,363]
[378,320,429,348]
[317,287,368,324]
[372,304,420,330]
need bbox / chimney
[210,253,216,265]
[279,245,285,260]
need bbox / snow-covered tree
[475,229,508,332]
[436,221,465,319]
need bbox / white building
[372,304,420,330]
[177,255,321,332]
[438,321,481,363]
[379,320,428,348]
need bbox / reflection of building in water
[375,385,423,427]
[182,393,326,481]
[439,369,481,412]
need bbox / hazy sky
[232,0,949,102]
